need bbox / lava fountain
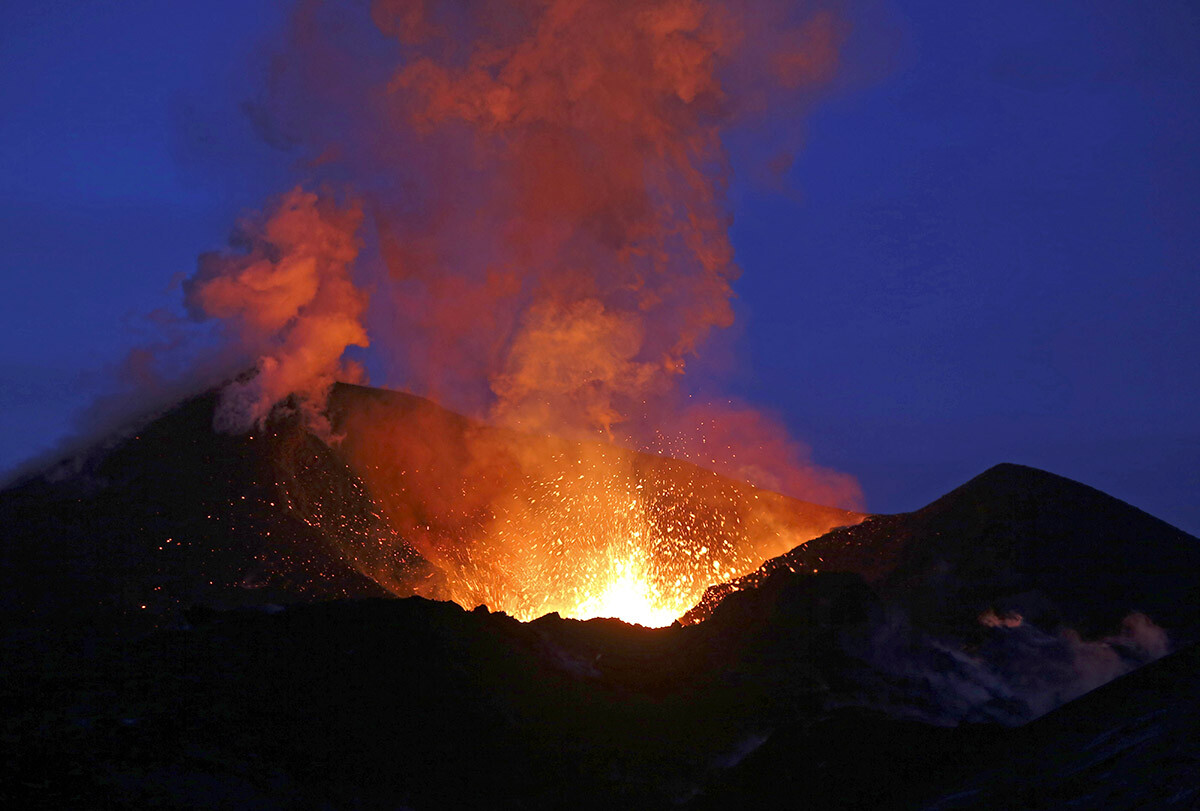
[275,389,863,627]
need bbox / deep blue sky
[2,0,1198,533]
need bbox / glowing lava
[570,555,685,627]
[285,392,864,630]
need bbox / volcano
[0,382,859,639]
[2,385,1198,808]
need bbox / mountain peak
[687,461,1200,638]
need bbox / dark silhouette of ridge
[687,640,1200,810]
[0,388,416,641]
[924,639,1200,808]
[686,463,1200,639]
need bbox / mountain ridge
[685,462,1200,640]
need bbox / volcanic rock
[691,640,1200,810]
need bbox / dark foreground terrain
[3,582,1198,809]
[2,385,1199,808]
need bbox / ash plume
[183,187,368,436]
[219,0,863,616]
[246,0,855,461]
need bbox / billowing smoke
[220,0,862,617]
[183,187,367,436]
[246,0,851,454]
[384,0,749,438]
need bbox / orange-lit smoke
[184,188,368,435]
[181,0,861,622]
[364,0,847,441]
[651,401,863,510]
[320,389,861,623]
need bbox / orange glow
[276,391,863,627]
[573,555,683,628]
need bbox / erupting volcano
[103,0,865,624]
[6,1,1198,808]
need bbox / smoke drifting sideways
[42,0,867,620]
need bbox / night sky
[2,0,1198,533]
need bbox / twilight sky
[2,0,1198,533]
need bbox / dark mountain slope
[2,458,1196,808]
[923,639,1200,809]
[0,589,877,810]
[4,572,1191,810]
[0,389,414,641]
[687,641,1200,811]
[4,390,1197,808]
[688,463,1200,640]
